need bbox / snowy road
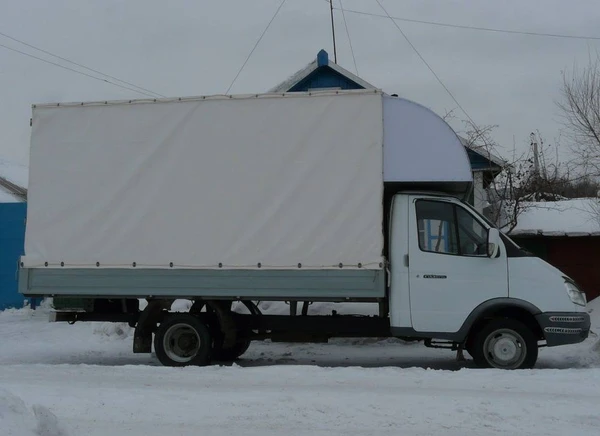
[1,302,599,436]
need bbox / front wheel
[154,314,212,367]
[471,319,538,369]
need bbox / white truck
[19,89,590,369]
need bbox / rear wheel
[471,319,538,369]
[154,314,212,367]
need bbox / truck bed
[19,268,386,301]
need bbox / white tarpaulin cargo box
[22,90,471,273]
[23,90,385,270]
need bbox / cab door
[408,197,508,333]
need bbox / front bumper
[535,312,591,347]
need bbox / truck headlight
[565,281,587,307]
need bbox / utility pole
[531,132,540,177]
[531,132,541,201]
[329,0,338,63]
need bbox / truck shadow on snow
[3,349,475,371]
[224,338,475,370]
[223,338,600,370]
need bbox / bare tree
[462,125,582,233]
[459,120,529,232]
[444,110,590,232]
[557,53,600,176]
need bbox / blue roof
[467,148,503,172]
[287,67,365,92]
[287,50,365,92]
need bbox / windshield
[458,199,522,249]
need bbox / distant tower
[530,132,540,179]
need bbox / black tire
[212,337,251,362]
[471,318,538,369]
[154,314,212,367]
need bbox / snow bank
[511,198,600,236]
[249,301,379,316]
[138,299,192,312]
[92,299,192,340]
[92,322,132,340]
[0,388,68,436]
[0,299,53,317]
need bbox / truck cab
[388,192,590,369]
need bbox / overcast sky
[1,0,600,166]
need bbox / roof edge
[33,88,383,109]
[459,136,506,168]
[0,175,27,201]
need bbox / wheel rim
[483,328,527,369]
[162,323,201,363]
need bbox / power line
[373,0,477,125]
[334,7,600,41]
[0,43,159,98]
[339,0,359,75]
[0,31,165,98]
[226,0,288,94]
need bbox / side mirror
[487,228,501,258]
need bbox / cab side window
[456,206,488,256]
[416,201,459,255]
[416,200,488,257]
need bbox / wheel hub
[484,329,527,369]
[163,323,201,363]
[492,337,518,361]
[177,335,196,349]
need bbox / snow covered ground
[1,298,599,436]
